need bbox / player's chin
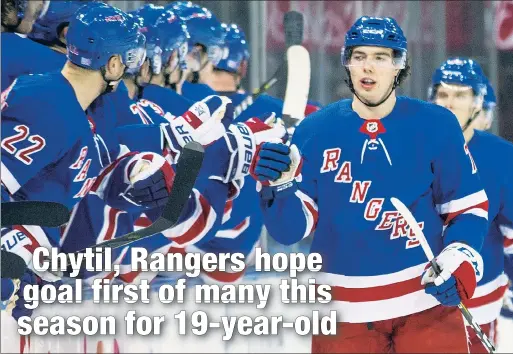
[355,89,379,102]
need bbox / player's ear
[106,54,123,76]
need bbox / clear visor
[342,47,407,69]
[432,82,484,110]
[123,35,147,74]
[177,42,189,70]
[150,46,163,75]
[207,45,224,66]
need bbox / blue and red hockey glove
[213,113,288,183]
[421,242,483,306]
[250,141,303,201]
[123,153,175,209]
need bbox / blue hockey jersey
[463,130,513,325]
[1,73,106,249]
[261,96,489,323]
[181,81,217,102]
[1,33,66,91]
[140,85,193,118]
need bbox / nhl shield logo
[367,122,378,133]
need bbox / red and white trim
[215,217,250,239]
[161,189,217,246]
[89,148,136,199]
[315,263,440,323]
[465,273,509,325]
[222,200,233,224]
[436,190,488,224]
[96,206,126,243]
[295,190,318,239]
[500,225,513,254]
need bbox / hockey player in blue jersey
[122,4,195,116]
[430,58,513,352]
[251,16,489,352]
[166,1,224,101]
[0,3,183,318]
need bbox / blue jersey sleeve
[260,118,319,245]
[142,85,193,117]
[431,108,488,251]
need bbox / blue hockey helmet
[167,1,225,66]
[134,5,190,75]
[470,63,497,111]
[28,1,94,44]
[341,16,407,69]
[429,57,486,101]
[215,23,249,76]
[66,3,146,73]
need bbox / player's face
[347,46,400,104]
[434,83,477,128]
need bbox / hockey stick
[75,141,204,252]
[390,197,496,353]
[281,44,311,129]
[233,11,305,119]
[1,201,69,227]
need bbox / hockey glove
[161,95,233,163]
[209,113,288,184]
[121,152,175,210]
[422,242,483,306]
[250,142,303,201]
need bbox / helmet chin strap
[461,109,481,133]
[345,67,399,108]
[100,66,125,95]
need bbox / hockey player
[251,16,489,352]
[166,1,225,100]
[429,58,513,352]
[1,0,55,90]
[0,3,180,317]
[123,4,197,115]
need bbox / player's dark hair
[396,55,411,86]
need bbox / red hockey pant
[468,320,497,353]
[312,305,469,353]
